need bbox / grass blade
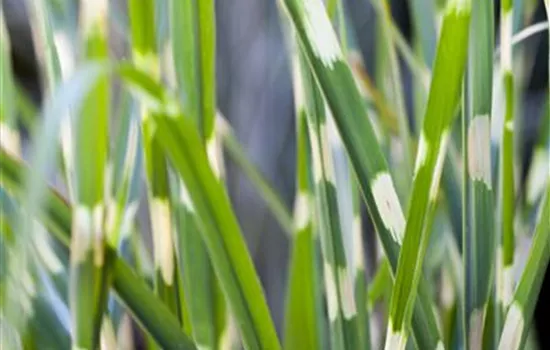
[496,0,516,326]
[168,1,229,346]
[149,110,281,350]
[283,80,320,349]
[462,0,496,347]
[128,0,180,316]
[294,43,358,350]
[68,2,111,348]
[385,0,471,347]
[279,0,443,347]
[497,184,550,350]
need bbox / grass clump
[0,0,548,349]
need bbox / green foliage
[0,0,548,349]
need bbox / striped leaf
[496,0,516,329]
[385,0,471,348]
[295,45,358,350]
[128,0,180,316]
[463,0,496,347]
[283,93,320,349]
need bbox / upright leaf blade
[167,1,230,347]
[463,0,496,347]
[146,106,280,349]
[128,0,180,316]
[69,1,111,346]
[283,94,320,349]
[385,1,471,348]
[295,43,358,350]
[497,184,550,350]
[496,0,517,330]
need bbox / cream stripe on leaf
[385,0,471,348]
[463,0,496,343]
[281,0,444,347]
[296,47,358,350]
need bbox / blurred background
[2,0,548,346]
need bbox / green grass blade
[329,12,370,347]
[68,3,111,348]
[296,46,358,350]
[168,1,229,346]
[462,0,496,347]
[279,0,443,347]
[381,12,466,253]
[401,0,466,252]
[496,0,516,326]
[148,110,280,350]
[283,93,320,350]
[385,0,471,347]
[196,0,217,147]
[0,149,196,350]
[497,185,550,350]
[367,257,392,312]
[128,0,180,316]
